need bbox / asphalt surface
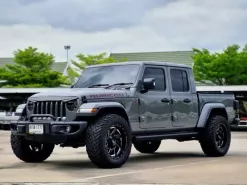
[0,130,247,185]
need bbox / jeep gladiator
[9,61,239,168]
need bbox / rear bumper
[10,115,87,143]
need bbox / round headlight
[66,99,79,111]
[27,101,34,111]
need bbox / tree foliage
[193,44,247,85]
[67,52,127,83]
[0,47,69,87]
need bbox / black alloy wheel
[199,115,231,157]
[215,122,228,149]
[28,143,44,152]
[86,114,132,168]
[105,125,127,159]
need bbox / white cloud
[0,0,246,61]
[0,0,165,32]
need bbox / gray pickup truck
[10,61,239,168]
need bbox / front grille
[33,101,66,118]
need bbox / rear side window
[170,69,189,92]
[143,67,166,91]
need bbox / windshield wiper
[105,82,133,89]
[88,84,109,88]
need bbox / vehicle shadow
[129,152,206,162]
[231,127,247,132]
[3,150,240,171]
[42,152,206,170]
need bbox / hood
[29,88,128,101]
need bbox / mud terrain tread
[86,114,132,168]
[10,133,55,163]
[199,115,231,157]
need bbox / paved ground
[0,130,247,185]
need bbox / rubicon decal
[89,93,125,99]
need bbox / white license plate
[29,124,44,134]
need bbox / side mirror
[70,84,75,88]
[143,78,155,90]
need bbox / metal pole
[64,45,71,73]
[67,49,69,64]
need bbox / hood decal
[29,88,128,100]
[88,93,126,99]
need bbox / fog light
[66,126,71,132]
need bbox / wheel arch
[197,103,228,128]
[96,107,129,124]
[77,101,129,125]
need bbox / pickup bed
[8,61,239,168]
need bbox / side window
[170,69,189,92]
[143,67,166,91]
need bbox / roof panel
[85,60,191,69]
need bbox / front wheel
[10,133,55,163]
[86,114,132,168]
[199,115,231,157]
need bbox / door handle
[183,98,191,103]
[161,98,170,103]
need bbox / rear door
[168,67,194,128]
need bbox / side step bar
[134,132,198,141]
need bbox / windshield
[74,64,140,88]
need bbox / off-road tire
[134,140,161,154]
[86,114,132,168]
[10,133,55,163]
[199,115,231,157]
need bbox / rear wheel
[134,140,161,154]
[10,133,55,162]
[86,114,132,168]
[199,115,231,157]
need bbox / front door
[138,65,172,129]
[168,67,194,128]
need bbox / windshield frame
[73,63,142,88]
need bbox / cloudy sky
[0,0,246,62]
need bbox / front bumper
[10,114,87,143]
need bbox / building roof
[0,58,67,74]
[110,50,195,66]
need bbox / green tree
[192,44,247,85]
[67,52,127,83]
[0,46,70,88]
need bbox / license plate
[29,124,44,134]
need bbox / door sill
[134,131,198,142]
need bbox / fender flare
[77,101,127,117]
[196,103,227,128]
